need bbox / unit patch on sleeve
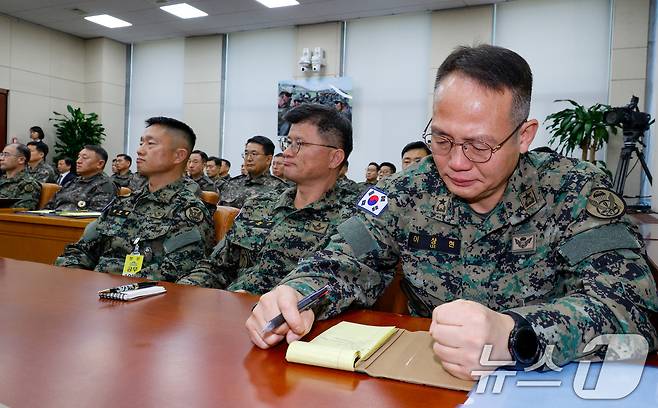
[586,188,626,219]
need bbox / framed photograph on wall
[278,77,352,137]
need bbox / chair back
[200,191,220,206]
[38,183,61,209]
[213,206,240,243]
[118,187,132,197]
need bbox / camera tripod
[613,130,653,212]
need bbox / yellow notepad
[286,322,397,371]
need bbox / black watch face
[514,326,539,363]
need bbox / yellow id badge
[123,254,144,275]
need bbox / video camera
[604,96,652,133]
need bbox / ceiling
[0,0,504,44]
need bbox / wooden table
[0,259,467,408]
[0,212,95,264]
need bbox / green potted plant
[50,105,106,162]
[545,99,619,162]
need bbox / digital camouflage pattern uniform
[177,182,360,292]
[279,152,658,366]
[27,160,57,183]
[188,174,218,193]
[218,172,286,208]
[111,170,133,188]
[0,170,41,209]
[336,176,363,195]
[128,172,148,192]
[55,177,214,282]
[45,172,117,211]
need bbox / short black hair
[116,154,132,164]
[401,141,431,158]
[380,162,396,174]
[274,153,284,158]
[191,150,208,162]
[283,103,353,163]
[83,145,108,166]
[207,156,221,166]
[60,157,75,169]
[279,91,292,97]
[435,44,532,124]
[14,144,31,163]
[246,136,275,156]
[29,126,45,140]
[27,141,48,158]
[220,158,231,168]
[368,162,380,171]
[145,117,196,151]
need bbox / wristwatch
[504,311,540,369]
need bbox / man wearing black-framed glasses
[179,104,359,292]
[218,135,286,208]
[246,45,657,382]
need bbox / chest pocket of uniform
[229,220,272,267]
[491,251,556,308]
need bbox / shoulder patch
[586,188,625,219]
[184,206,205,223]
[24,183,34,193]
[356,187,389,216]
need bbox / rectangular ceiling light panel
[84,14,132,28]
[160,3,208,19]
[255,0,300,8]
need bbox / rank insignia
[519,188,538,210]
[586,188,626,219]
[306,221,329,234]
[512,233,536,253]
[24,184,34,193]
[434,196,451,215]
[184,206,204,223]
[357,188,388,216]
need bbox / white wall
[222,27,296,174]
[127,39,185,161]
[494,0,612,151]
[344,13,431,181]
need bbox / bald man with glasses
[246,45,657,381]
[177,104,358,292]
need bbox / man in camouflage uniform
[0,143,40,209]
[111,154,134,188]
[128,172,148,192]
[218,135,286,208]
[187,150,218,193]
[246,45,658,380]
[178,104,356,292]
[56,117,213,282]
[26,141,56,183]
[45,145,116,211]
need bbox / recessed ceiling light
[255,0,300,8]
[160,3,208,19]
[84,14,132,28]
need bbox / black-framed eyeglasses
[423,119,527,163]
[278,137,338,154]
[241,151,266,159]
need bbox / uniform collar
[273,183,341,212]
[140,177,189,203]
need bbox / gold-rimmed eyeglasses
[278,137,338,155]
[423,119,527,163]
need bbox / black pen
[260,284,331,335]
[98,281,159,294]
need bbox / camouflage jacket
[27,160,57,183]
[280,153,658,366]
[187,174,218,193]
[55,177,214,282]
[336,176,362,195]
[45,172,117,211]
[0,170,41,210]
[128,172,148,192]
[218,172,286,208]
[111,171,133,188]
[177,182,360,292]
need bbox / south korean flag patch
[357,187,389,216]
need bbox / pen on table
[260,284,331,335]
[98,281,159,294]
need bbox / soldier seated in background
[246,45,658,381]
[178,104,357,292]
[111,154,134,188]
[45,145,116,211]
[401,141,431,170]
[26,141,56,183]
[358,162,379,188]
[186,150,218,193]
[377,161,396,180]
[218,135,286,208]
[55,117,213,282]
[0,143,40,210]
